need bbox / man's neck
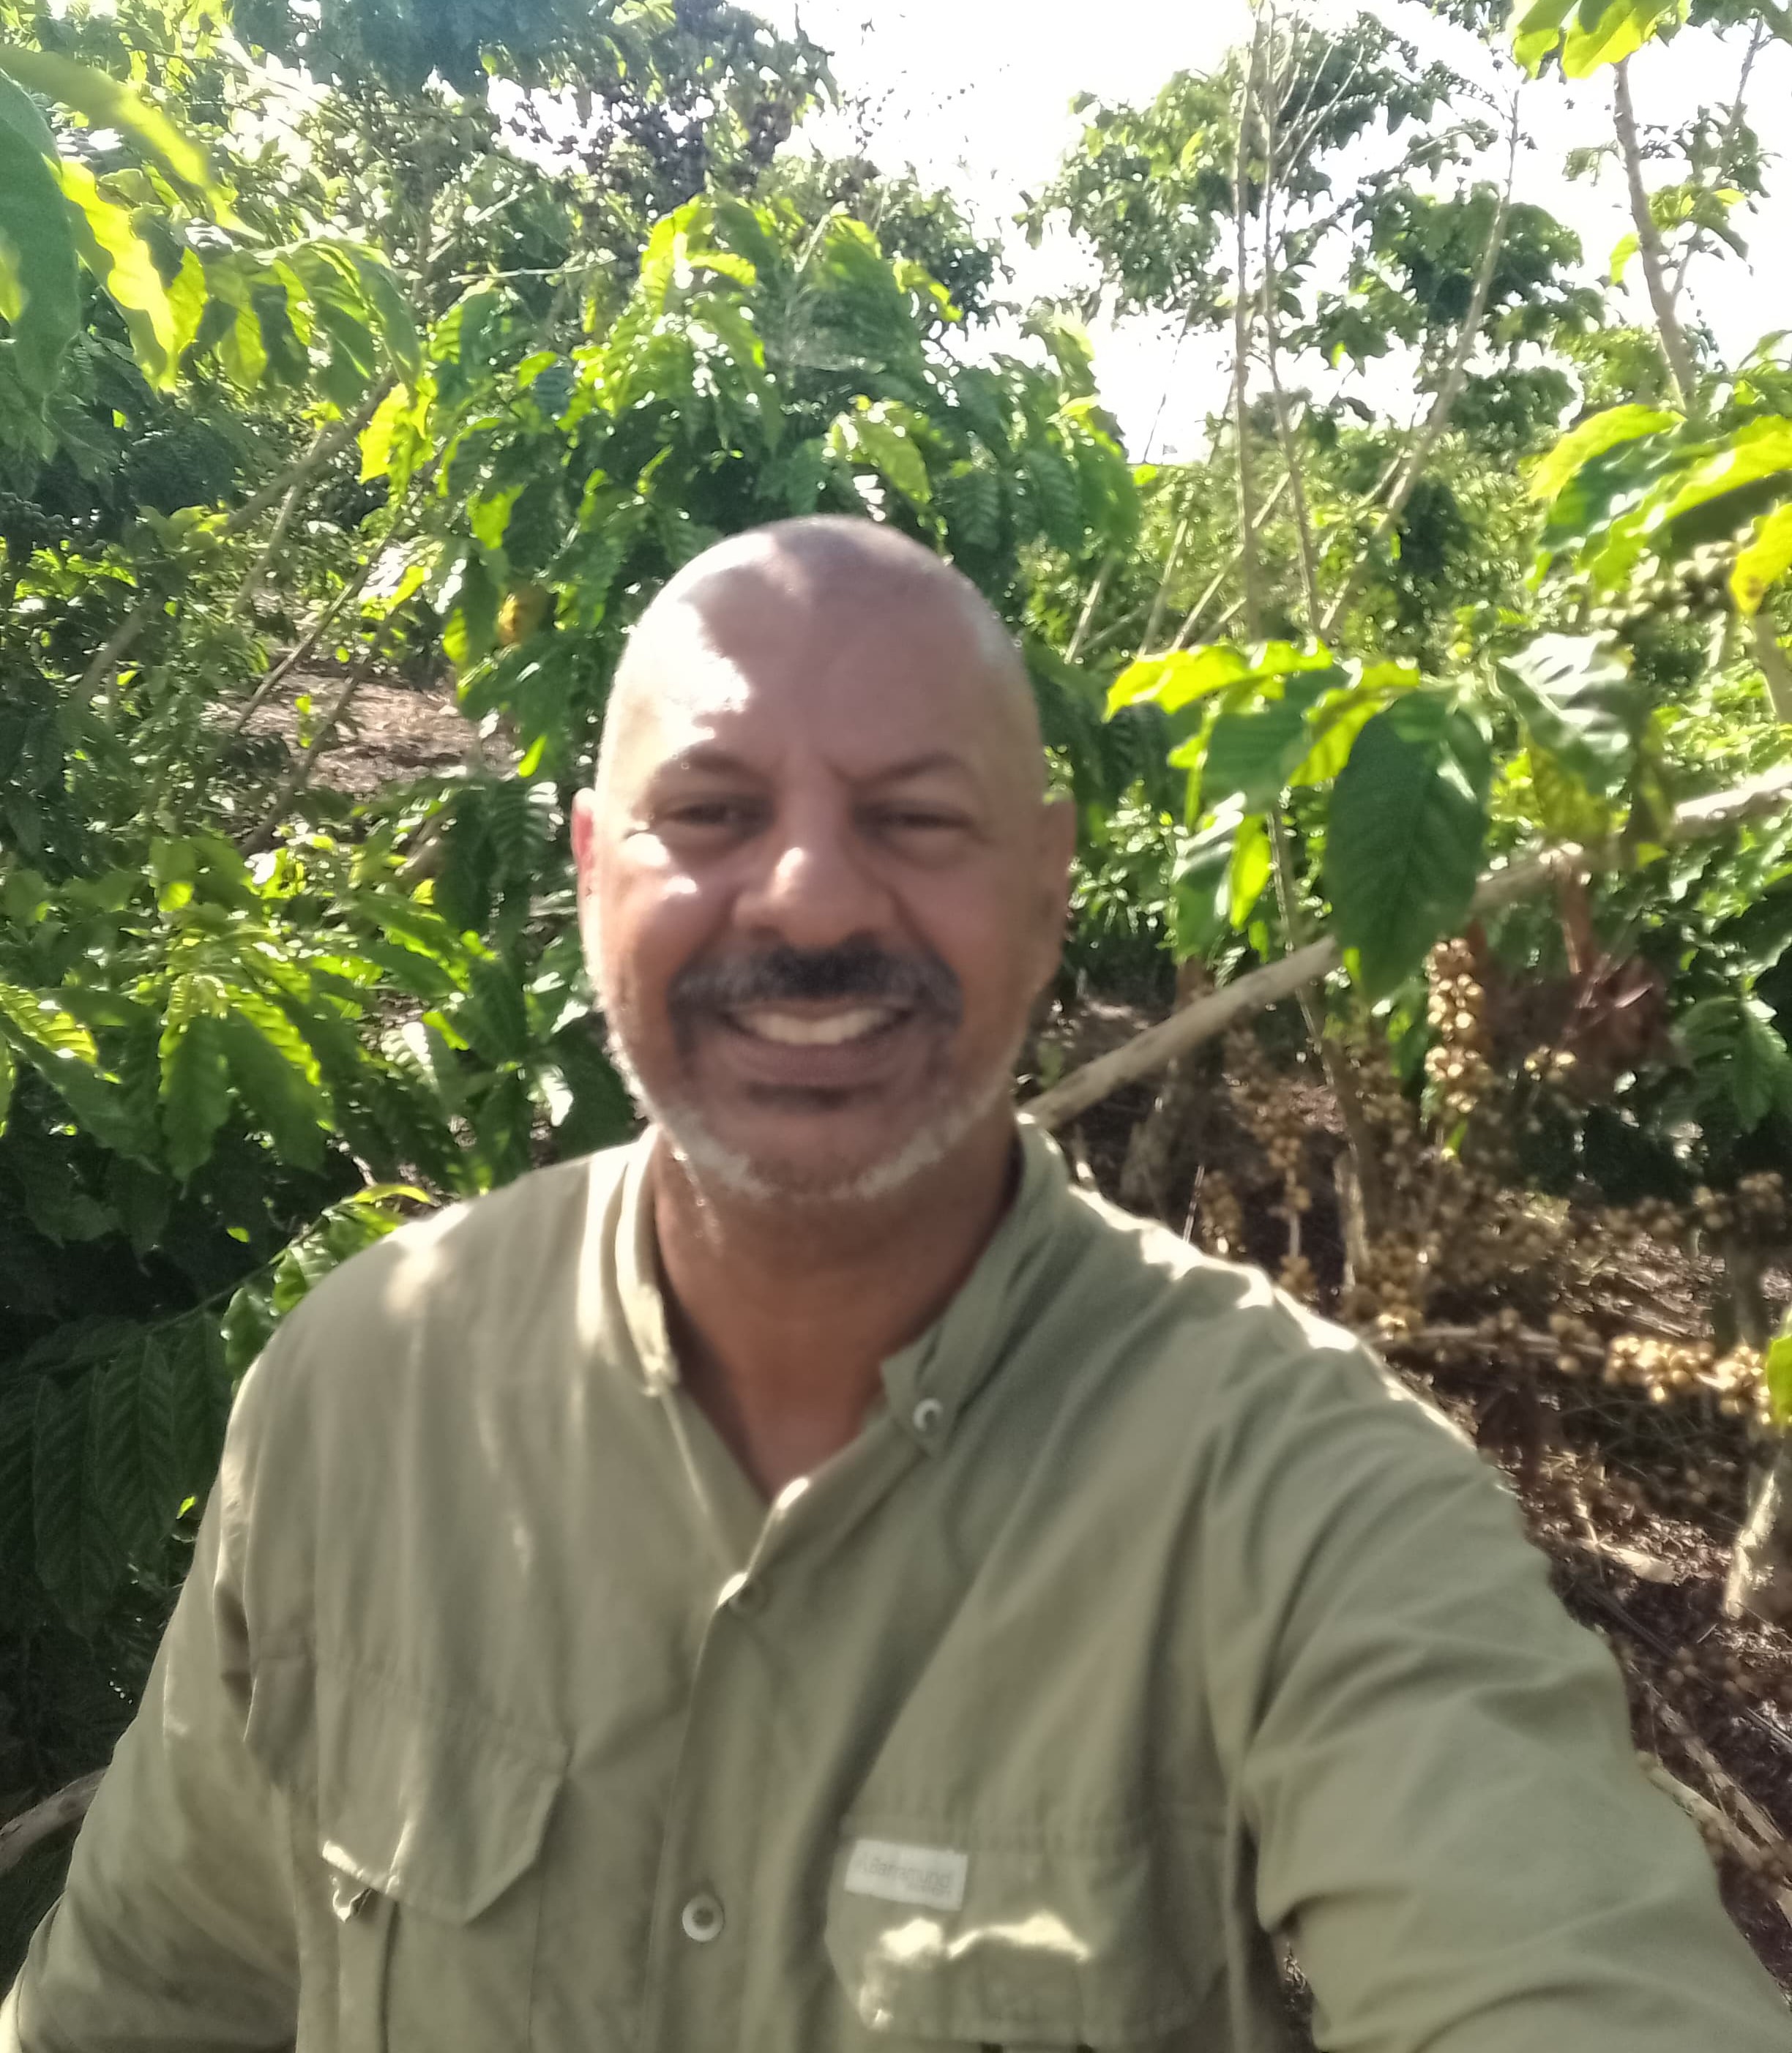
[650,1113,1022,1500]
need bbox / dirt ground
[239,666,497,797]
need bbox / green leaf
[484,779,542,882]
[1562,0,1685,79]
[0,1036,12,1137]
[0,45,214,198]
[1168,812,1236,961]
[348,250,422,380]
[33,1372,122,1628]
[1766,1328,1792,1431]
[458,956,532,1067]
[220,1281,277,1379]
[1649,416,1792,533]
[219,297,268,386]
[0,981,97,1062]
[1496,635,1638,800]
[160,1007,230,1179]
[1528,747,1616,846]
[0,77,79,397]
[218,1009,327,1170]
[359,381,411,482]
[0,1378,35,1565]
[1512,0,1575,70]
[830,401,931,508]
[171,1317,231,1485]
[1731,502,1792,616]
[168,246,207,359]
[93,1337,180,1559]
[1202,670,1337,810]
[1326,699,1491,1000]
[1023,443,1082,553]
[1526,404,1679,506]
[1108,644,1250,716]
[548,1024,636,1157]
[1680,993,1792,1133]
[1291,672,1412,787]
[443,554,500,667]
[1227,813,1272,932]
[52,159,176,383]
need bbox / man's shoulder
[1044,1171,1461,1452]
[1051,1170,1329,1358]
[244,1140,638,1399]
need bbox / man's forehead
[611,583,1025,777]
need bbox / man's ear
[571,787,604,972]
[570,786,600,878]
[1033,791,1078,978]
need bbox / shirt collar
[605,1118,1078,1448]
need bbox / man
[4,516,1785,2052]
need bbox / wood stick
[1025,765,1792,1130]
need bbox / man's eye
[872,807,966,834]
[663,799,757,831]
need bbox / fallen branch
[1026,764,1792,1129]
[1643,1762,1792,1921]
[1649,1684,1789,1853]
[1575,1578,1792,1759]
[0,1771,102,1878]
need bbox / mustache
[668,938,962,1022]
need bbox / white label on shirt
[843,1837,968,1912]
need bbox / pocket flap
[246,1650,566,1924]
[825,1824,1203,2045]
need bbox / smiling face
[572,520,1074,1208]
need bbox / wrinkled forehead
[600,573,1039,801]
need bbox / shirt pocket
[823,1814,1214,2052]
[247,1650,567,2053]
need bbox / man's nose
[733,803,891,952]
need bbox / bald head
[572,512,1075,1208]
[596,517,1044,806]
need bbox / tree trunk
[1321,98,1521,639]
[1231,56,1262,644]
[1119,959,1215,1216]
[1613,58,1699,411]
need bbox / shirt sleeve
[1198,1315,1792,2053]
[1,1411,299,2052]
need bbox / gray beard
[599,1010,1020,1211]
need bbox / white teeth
[736,1006,897,1047]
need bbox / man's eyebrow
[858,751,979,788]
[649,744,762,782]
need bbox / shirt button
[911,1396,944,1437]
[681,1891,725,1942]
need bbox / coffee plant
[2,0,1791,1991]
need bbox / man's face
[572,569,1073,1203]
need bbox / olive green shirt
[5,1124,1787,2052]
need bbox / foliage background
[3,0,1792,1997]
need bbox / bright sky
[757,0,1792,458]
